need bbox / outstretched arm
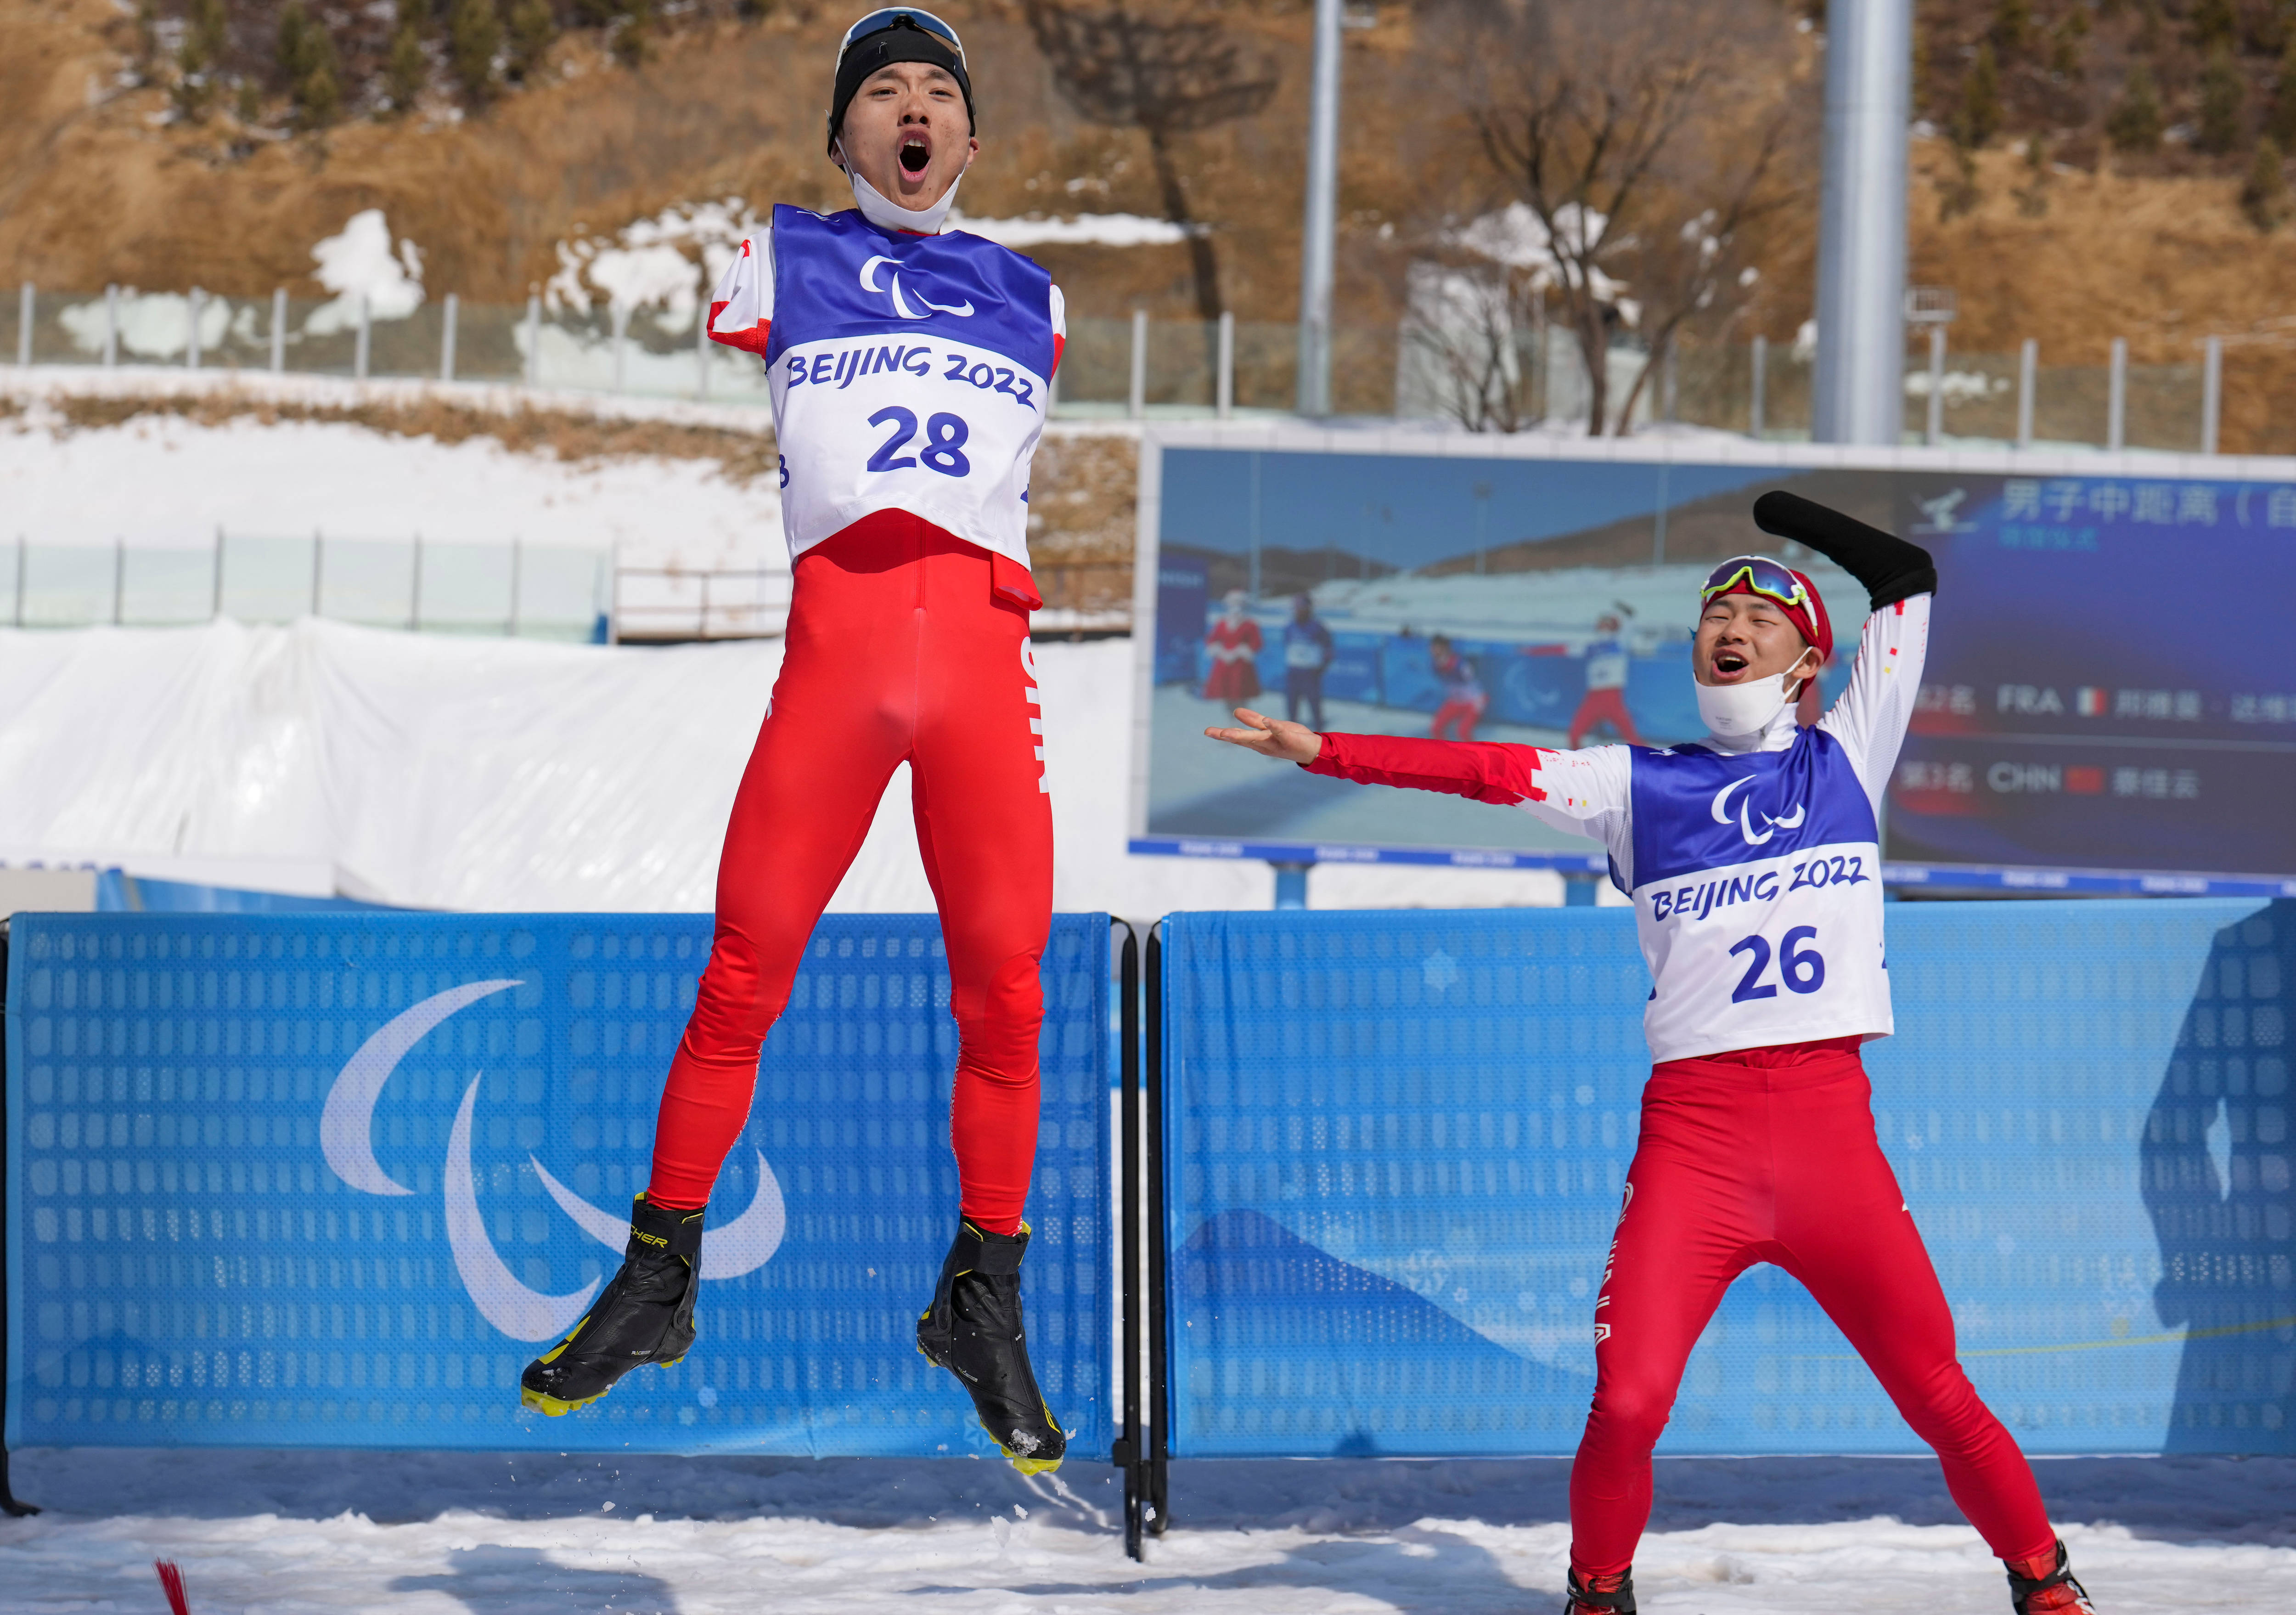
[1206,710,1552,804]
[1203,706,1643,857]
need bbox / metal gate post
[0,919,45,1515]
[1115,920,1147,1559]
[1144,920,1170,1538]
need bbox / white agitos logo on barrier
[319,980,784,1342]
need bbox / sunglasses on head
[1700,556,1809,612]
[838,7,966,69]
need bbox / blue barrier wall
[1159,900,2295,1458]
[6,913,1119,1457]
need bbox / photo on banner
[1133,442,2296,893]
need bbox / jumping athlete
[1207,493,2096,1615]
[520,7,1071,1474]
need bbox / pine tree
[2190,0,2238,51]
[2199,44,2246,153]
[298,54,342,129]
[281,6,344,130]
[1958,41,2004,148]
[385,16,427,114]
[2242,136,2290,228]
[1991,0,2033,57]
[2273,36,2296,148]
[190,0,229,65]
[2015,133,2051,216]
[278,1,316,85]
[2107,61,2165,152]
[2050,7,2089,79]
[1938,141,1983,222]
[613,0,653,67]
[506,0,557,82]
[449,0,503,99]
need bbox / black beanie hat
[827,14,976,157]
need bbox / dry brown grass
[39,390,785,481]
[1027,434,1138,565]
[22,388,1136,559]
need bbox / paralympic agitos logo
[318,981,783,1343]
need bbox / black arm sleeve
[1750,490,1938,609]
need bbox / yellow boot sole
[518,1354,682,1417]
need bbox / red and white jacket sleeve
[1304,733,1633,852]
[706,229,774,356]
[1049,282,1066,376]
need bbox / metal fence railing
[0,532,607,641]
[0,280,2248,451]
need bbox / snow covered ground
[6,1447,2291,1612]
[0,383,785,575]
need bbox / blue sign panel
[6,913,1117,1456]
[1160,900,2294,1458]
[1887,474,2296,889]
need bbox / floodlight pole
[1295,0,1343,417]
[1811,0,1912,445]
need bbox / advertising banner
[6,913,1118,1456]
[1159,900,2294,1458]
[1133,440,2296,893]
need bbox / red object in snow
[154,1560,190,1615]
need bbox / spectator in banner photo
[518,6,1069,1479]
[1205,496,2100,1615]
[1203,589,1263,705]
[1429,634,1487,742]
[1567,613,1644,749]
[1282,593,1335,728]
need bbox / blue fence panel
[1160,900,2294,1458]
[6,912,1118,1457]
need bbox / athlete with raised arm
[519,8,1071,1473]
[1208,494,2098,1615]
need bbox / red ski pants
[1431,699,1483,742]
[1569,1042,2056,1577]
[1567,687,1642,749]
[644,511,1052,1234]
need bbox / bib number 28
[867,407,971,477]
[1728,926,1826,1002]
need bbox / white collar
[847,166,962,235]
[1701,704,1802,755]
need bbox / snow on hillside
[5,1447,2291,1613]
[0,394,781,574]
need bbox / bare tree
[1024,1,1278,322]
[1396,253,1546,432]
[1436,0,1810,435]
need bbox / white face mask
[841,151,963,235]
[1695,653,1816,740]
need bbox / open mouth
[899,133,933,175]
[1712,650,1750,679]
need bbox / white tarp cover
[0,621,1557,914]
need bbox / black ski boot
[1564,1567,1636,1613]
[520,1195,703,1416]
[2006,1540,2097,1614]
[916,1220,1068,1473]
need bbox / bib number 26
[867,407,971,477]
[1728,926,1826,1002]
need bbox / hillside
[7,0,2296,446]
